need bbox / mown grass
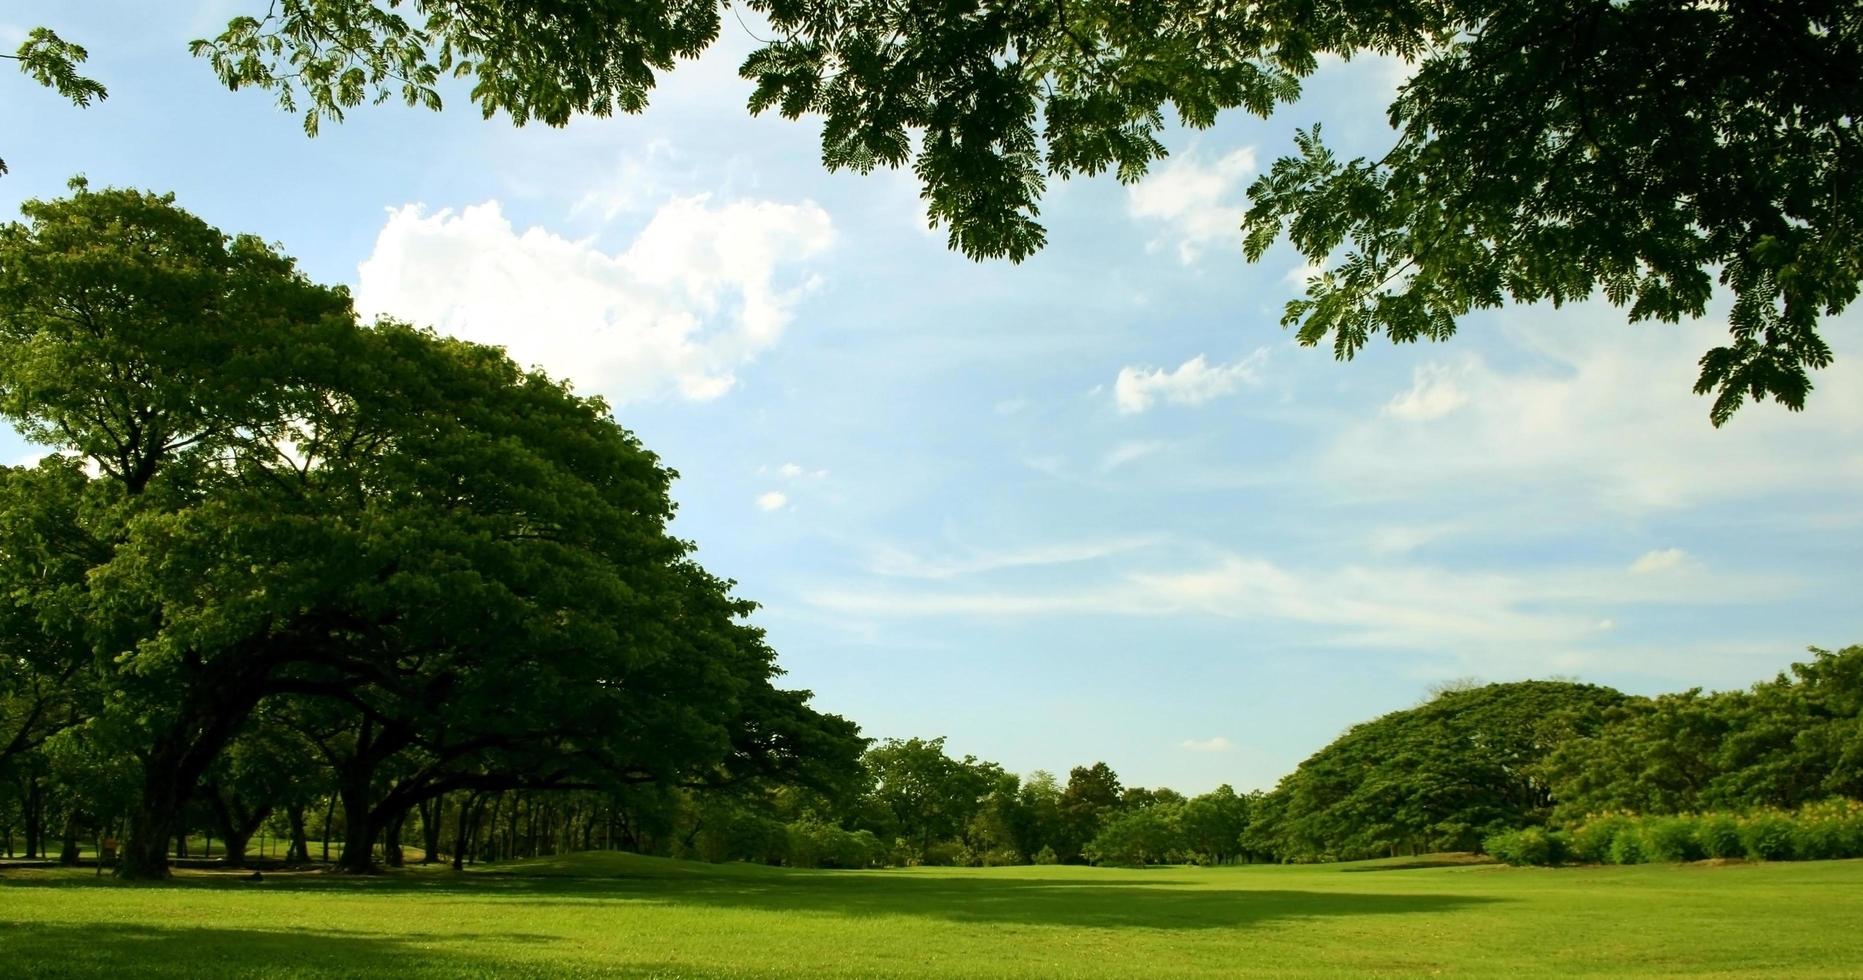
[3,851,1861,977]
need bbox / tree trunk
[220,827,252,867]
[22,776,43,859]
[335,785,378,874]
[117,786,181,881]
[420,797,443,864]
[321,793,336,863]
[58,812,80,866]
[286,803,310,864]
[383,808,407,868]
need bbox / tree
[145,0,1862,424]
[1084,801,1186,866]
[1058,762,1123,862]
[0,183,861,877]
[860,737,1000,857]
[1545,645,1863,819]
[1260,680,1628,860]
[1179,785,1252,864]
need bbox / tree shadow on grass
[564,875,1499,931]
[2,865,1501,933]
[0,921,593,979]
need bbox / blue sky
[5,3,1860,794]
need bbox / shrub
[1698,814,1744,859]
[920,841,966,867]
[1484,827,1564,866]
[1033,845,1059,865]
[1740,812,1797,861]
[1608,827,1647,865]
[1639,816,1704,863]
[1792,800,1863,861]
[1568,815,1632,864]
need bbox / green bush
[1639,816,1704,863]
[1484,827,1564,866]
[1792,800,1863,861]
[1740,812,1797,861]
[1569,815,1632,863]
[1033,845,1059,865]
[1608,827,1647,865]
[1697,814,1744,859]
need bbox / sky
[4,3,1860,795]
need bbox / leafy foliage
[3,28,108,176]
[0,184,860,877]
[125,1,1862,422]
[1255,680,1628,861]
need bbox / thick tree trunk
[383,808,406,868]
[420,797,442,864]
[451,793,479,871]
[286,803,310,864]
[22,777,43,859]
[117,792,180,880]
[335,786,378,874]
[221,827,252,866]
[58,813,80,866]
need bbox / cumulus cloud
[1180,737,1235,753]
[1114,349,1268,413]
[1127,147,1257,263]
[1629,548,1689,574]
[755,491,789,512]
[355,195,834,403]
[1385,363,1470,421]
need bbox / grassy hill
[3,852,1861,976]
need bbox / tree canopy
[0,183,861,877]
[101,0,1845,424]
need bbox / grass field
[3,852,1862,977]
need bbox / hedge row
[1485,800,1863,866]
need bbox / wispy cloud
[755,491,789,512]
[865,536,1160,580]
[1180,737,1235,753]
[1100,440,1167,472]
[806,540,1795,668]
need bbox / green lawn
[3,852,1861,977]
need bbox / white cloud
[755,491,789,512]
[1629,548,1689,574]
[1100,440,1166,472]
[866,536,1158,580]
[807,538,1793,669]
[568,141,678,221]
[1114,349,1268,413]
[355,195,834,403]
[1283,259,1329,287]
[1317,315,1863,512]
[1385,363,1470,421]
[1127,147,1257,263]
[994,397,1030,416]
[1365,524,1458,556]
[1180,737,1235,753]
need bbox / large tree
[127,0,1858,424]
[0,183,859,877]
[1260,679,1628,860]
